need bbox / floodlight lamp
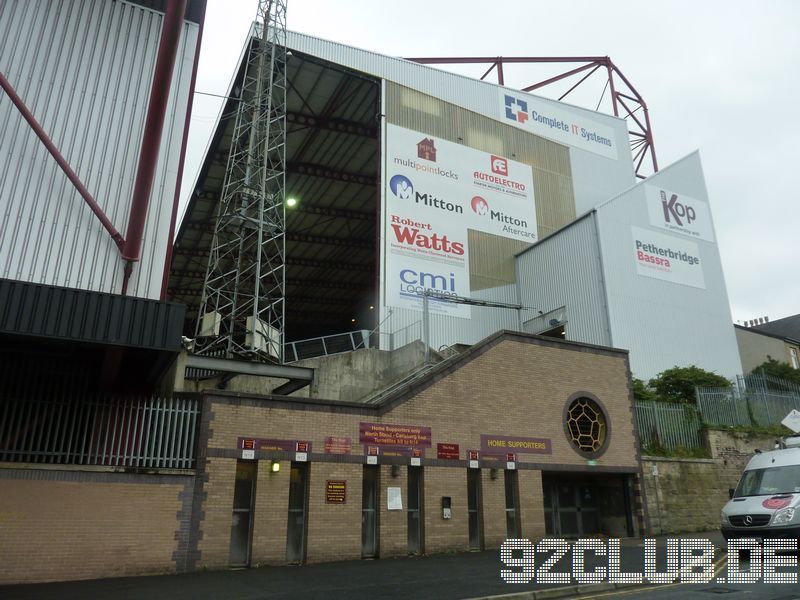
[286,197,298,208]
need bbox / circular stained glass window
[565,396,608,455]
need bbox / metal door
[467,469,483,550]
[407,466,423,554]
[229,460,257,566]
[286,462,309,563]
[361,465,379,557]
[544,481,599,537]
[504,470,521,538]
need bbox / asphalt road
[0,532,739,600]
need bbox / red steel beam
[160,0,207,301]
[0,71,125,250]
[407,55,659,178]
[122,0,188,270]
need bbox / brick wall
[0,468,191,584]
[251,459,290,565]
[423,466,469,554]
[197,457,236,569]
[481,468,507,548]
[306,462,363,563]
[379,464,408,557]
[194,334,640,565]
[642,430,777,534]
[517,469,546,541]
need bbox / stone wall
[642,429,778,534]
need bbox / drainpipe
[160,0,207,300]
[121,0,189,294]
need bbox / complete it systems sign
[499,90,618,160]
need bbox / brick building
[0,330,648,582]
[196,331,647,568]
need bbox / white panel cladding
[0,0,197,299]
[285,31,636,211]
[515,213,611,347]
[595,151,742,380]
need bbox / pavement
[0,531,728,600]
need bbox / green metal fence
[635,401,703,451]
[696,374,800,428]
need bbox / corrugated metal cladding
[285,30,635,210]
[516,213,612,348]
[595,152,742,380]
[0,0,198,300]
[0,278,185,351]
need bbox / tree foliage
[647,365,731,404]
[750,357,800,385]
[631,377,657,402]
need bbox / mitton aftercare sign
[384,124,536,318]
[499,89,619,160]
[631,226,706,289]
[645,185,715,242]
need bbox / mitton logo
[389,174,414,199]
[490,155,508,176]
[471,196,490,216]
[417,138,437,162]
[504,95,529,124]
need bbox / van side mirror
[728,488,735,499]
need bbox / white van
[721,437,800,541]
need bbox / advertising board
[384,124,537,317]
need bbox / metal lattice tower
[195,0,287,361]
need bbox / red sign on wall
[437,443,460,460]
[324,436,352,454]
[237,437,313,452]
[359,422,432,447]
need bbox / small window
[564,395,610,458]
[790,347,799,370]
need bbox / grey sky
[182,0,799,324]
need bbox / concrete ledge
[642,455,715,464]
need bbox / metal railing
[285,330,371,362]
[696,374,800,428]
[635,401,703,451]
[0,394,200,469]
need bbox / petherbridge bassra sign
[631,226,705,289]
[384,124,536,318]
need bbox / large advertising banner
[498,89,619,160]
[384,124,537,318]
[631,226,706,289]
[644,185,716,242]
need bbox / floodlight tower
[194,0,287,361]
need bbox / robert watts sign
[631,226,705,289]
[645,185,715,242]
[384,124,537,317]
[500,90,618,160]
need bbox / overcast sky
[182,0,799,324]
